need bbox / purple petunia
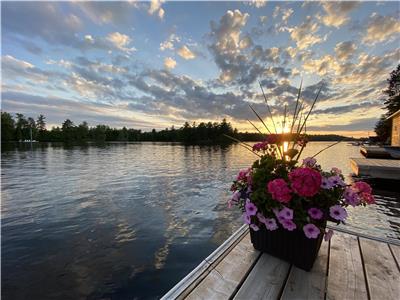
[250,223,260,231]
[328,175,346,187]
[329,205,348,221]
[303,223,320,239]
[257,212,266,223]
[280,219,297,231]
[344,187,360,207]
[303,157,317,167]
[232,190,241,202]
[321,177,334,189]
[264,218,278,231]
[245,199,258,216]
[243,213,251,225]
[278,207,294,220]
[308,207,323,220]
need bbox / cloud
[73,1,137,25]
[164,57,177,69]
[2,2,82,46]
[334,41,357,61]
[313,102,381,115]
[307,117,378,132]
[106,32,135,52]
[245,0,268,8]
[159,34,180,51]
[320,1,359,28]
[362,13,400,45]
[148,0,165,19]
[2,55,52,84]
[177,45,196,60]
[1,91,157,129]
[287,16,323,49]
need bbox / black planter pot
[250,225,324,271]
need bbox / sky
[1,1,399,137]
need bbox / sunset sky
[2,1,399,137]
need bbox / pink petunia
[267,179,292,203]
[264,218,278,231]
[353,181,372,194]
[329,205,348,221]
[324,229,334,241]
[278,207,294,220]
[308,207,323,220]
[289,167,322,197]
[303,223,320,239]
[245,199,258,216]
[362,192,375,204]
[252,141,268,152]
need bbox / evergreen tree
[375,65,400,143]
[62,119,75,142]
[1,112,15,141]
[383,64,400,115]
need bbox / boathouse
[388,109,400,146]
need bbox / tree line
[1,111,357,144]
[0,112,241,143]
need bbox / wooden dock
[350,158,400,180]
[162,225,400,300]
[360,146,392,159]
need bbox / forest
[1,111,356,144]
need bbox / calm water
[1,142,399,299]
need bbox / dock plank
[185,233,259,300]
[233,253,290,300]
[281,240,329,300]
[350,158,400,180]
[359,238,400,300]
[389,244,400,270]
[326,232,368,300]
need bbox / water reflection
[1,142,399,299]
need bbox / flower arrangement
[228,82,375,242]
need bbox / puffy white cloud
[159,34,180,51]
[177,46,196,60]
[211,9,249,53]
[106,32,135,52]
[362,13,400,45]
[302,55,339,76]
[320,2,359,28]
[164,57,177,69]
[334,41,357,61]
[148,0,165,19]
[287,16,323,49]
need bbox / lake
[1,142,399,299]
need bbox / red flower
[267,179,292,203]
[289,167,322,197]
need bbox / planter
[250,225,324,271]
